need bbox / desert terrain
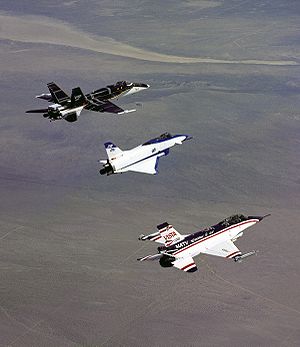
[0,1,299,346]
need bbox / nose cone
[248,214,271,222]
[173,134,193,145]
[123,83,150,96]
[183,135,193,142]
[133,83,150,89]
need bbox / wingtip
[186,267,198,273]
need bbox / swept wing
[127,156,159,175]
[86,99,125,114]
[201,239,242,259]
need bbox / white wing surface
[173,256,198,272]
[201,240,241,259]
[128,156,158,174]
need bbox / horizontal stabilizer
[35,93,52,101]
[138,231,164,244]
[137,254,163,261]
[26,108,48,114]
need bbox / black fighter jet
[26,81,150,122]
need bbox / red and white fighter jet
[138,214,270,273]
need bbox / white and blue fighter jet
[138,214,270,273]
[99,132,192,175]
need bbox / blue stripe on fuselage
[142,134,186,146]
[167,219,255,254]
[120,149,168,170]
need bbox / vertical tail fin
[71,87,86,106]
[104,142,123,160]
[157,222,183,246]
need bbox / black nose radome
[133,83,150,88]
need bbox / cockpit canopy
[114,81,129,89]
[219,214,247,227]
[142,132,172,146]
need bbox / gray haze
[0,1,299,346]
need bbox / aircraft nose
[133,83,150,89]
[248,214,271,222]
[183,135,193,142]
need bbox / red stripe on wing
[181,262,196,271]
[226,251,241,258]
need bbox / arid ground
[0,1,299,346]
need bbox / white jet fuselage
[111,135,188,173]
[172,219,259,259]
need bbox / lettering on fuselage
[170,225,226,251]
[166,219,250,254]
[175,240,189,249]
[191,235,204,243]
